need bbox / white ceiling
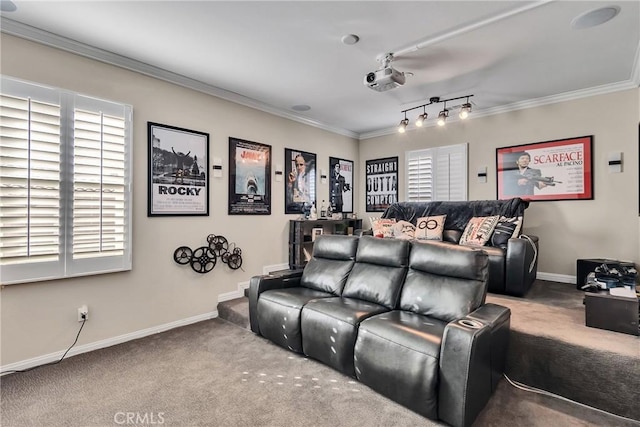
[2,1,639,139]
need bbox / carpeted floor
[486,280,639,421]
[1,316,638,426]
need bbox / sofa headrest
[399,241,489,322]
[312,235,359,260]
[301,235,359,296]
[408,241,489,282]
[356,236,410,267]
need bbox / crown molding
[631,38,640,86]
[3,17,637,143]
[0,18,359,139]
[358,79,638,141]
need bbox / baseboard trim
[218,281,250,302]
[0,310,218,375]
[537,271,576,284]
[263,263,290,275]
[218,263,290,303]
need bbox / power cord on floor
[0,317,87,376]
[503,373,640,424]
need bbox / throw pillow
[392,220,416,240]
[414,215,447,241]
[371,218,396,238]
[490,216,523,248]
[459,216,500,247]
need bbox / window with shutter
[405,143,467,202]
[0,77,132,285]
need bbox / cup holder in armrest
[458,319,483,329]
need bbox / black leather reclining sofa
[249,234,511,427]
[379,198,539,297]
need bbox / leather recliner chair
[249,235,511,427]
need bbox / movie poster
[284,148,316,214]
[148,122,209,216]
[496,136,593,201]
[229,137,271,215]
[366,156,398,212]
[328,157,354,214]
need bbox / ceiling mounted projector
[364,53,406,92]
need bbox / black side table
[584,290,639,336]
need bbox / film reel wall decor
[173,234,243,274]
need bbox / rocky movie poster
[148,122,209,216]
[228,137,271,215]
[366,156,398,212]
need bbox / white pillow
[392,220,416,240]
[414,215,447,241]
[371,218,396,238]
[459,216,500,246]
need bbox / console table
[288,218,362,269]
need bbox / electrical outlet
[77,305,88,322]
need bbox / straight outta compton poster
[366,157,398,212]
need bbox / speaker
[576,258,635,290]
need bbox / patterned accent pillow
[490,216,523,248]
[459,216,500,246]
[392,220,416,240]
[371,218,396,238]
[414,215,447,241]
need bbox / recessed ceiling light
[292,104,311,112]
[0,0,17,12]
[341,34,360,45]
[571,6,620,29]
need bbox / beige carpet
[2,316,638,427]
[487,280,638,357]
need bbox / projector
[364,66,406,92]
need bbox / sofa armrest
[248,270,303,335]
[505,234,539,297]
[438,303,511,427]
[465,303,511,391]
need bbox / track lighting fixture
[459,97,472,119]
[399,94,474,132]
[398,112,409,133]
[437,108,448,126]
[415,106,427,127]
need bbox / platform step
[217,297,250,329]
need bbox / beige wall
[357,89,640,280]
[0,35,358,365]
[1,33,638,367]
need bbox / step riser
[217,297,250,329]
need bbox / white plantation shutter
[406,143,467,202]
[0,77,132,284]
[406,150,433,201]
[0,94,61,265]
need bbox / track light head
[398,118,409,133]
[437,109,448,126]
[459,102,472,119]
[415,113,428,127]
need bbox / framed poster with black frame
[147,122,209,217]
[496,135,593,201]
[329,157,354,213]
[365,156,398,212]
[228,137,271,215]
[284,148,316,214]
